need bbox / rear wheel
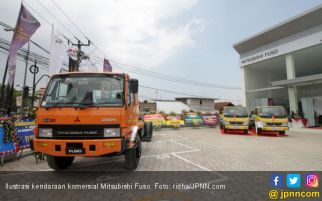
[255,125,261,135]
[124,136,141,170]
[145,122,153,142]
[46,155,75,170]
[279,131,285,135]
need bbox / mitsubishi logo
[74,116,80,123]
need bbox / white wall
[187,99,215,112]
[314,97,322,116]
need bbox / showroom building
[233,5,322,127]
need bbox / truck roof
[51,71,125,77]
[223,106,246,109]
[255,106,285,108]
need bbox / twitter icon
[287,174,301,188]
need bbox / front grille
[229,122,243,125]
[38,124,119,139]
[266,123,282,126]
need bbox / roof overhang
[246,86,284,93]
[271,74,322,87]
[233,4,322,54]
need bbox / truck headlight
[39,128,53,138]
[104,128,120,137]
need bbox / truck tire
[255,125,261,135]
[124,136,141,170]
[279,131,285,135]
[243,130,248,134]
[46,155,75,170]
[145,122,153,142]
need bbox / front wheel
[124,136,141,170]
[46,155,75,170]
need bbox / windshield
[42,75,124,108]
[259,107,287,118]
[223,107,248,117]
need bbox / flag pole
[0,60,9,114]
[21,41,30,115]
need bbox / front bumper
[32,138,124,157]
[224,125,248,130]
[262,126,289,131]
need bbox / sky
[1,0,322,104]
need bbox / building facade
[233,5,322,127]
[175,97,216,113]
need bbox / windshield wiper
[77,102,94,110]
[44,102,60,109]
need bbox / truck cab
[31,72,152,170]
[219,106,249,134]
[253,106,289,135]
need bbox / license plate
[234,126,241,129]
[271,127,278,131]
[66,148,85,154]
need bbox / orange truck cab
[31,72,152,170]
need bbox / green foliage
[1,118,16,143]
[24,106,36,118]
[169,111,176,116]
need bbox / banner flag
[48,25,65,76]
[103,58,112,72]
[2,4,40,110]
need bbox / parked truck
[219,106,249,134]
[31,72,152,170]
[253,106,288,135]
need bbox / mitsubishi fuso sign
[240,24,322,67]
[241,49,279,66]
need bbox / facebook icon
[270,174,284,188]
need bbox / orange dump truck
[31,72,152,170]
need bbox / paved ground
[1,127,322,171]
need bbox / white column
[285,54,298,113]
[240,66,247,107]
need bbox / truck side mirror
[130,79,139,94]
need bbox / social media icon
[305,174,319,188]
[270,174,284,188]
[287,174,301,188]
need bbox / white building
[233,5,322,127]
[175,97,216,113]
[156,101,191,114]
